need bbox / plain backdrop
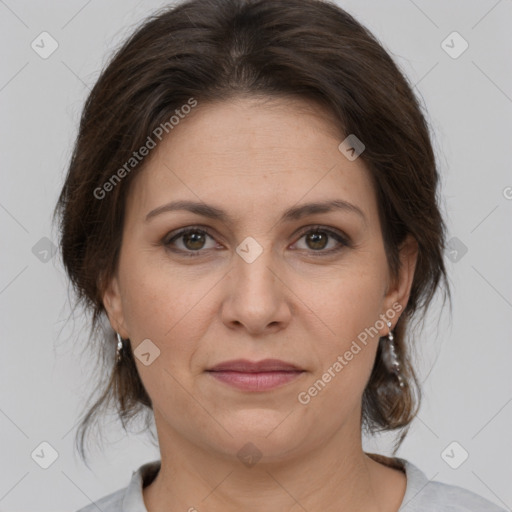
[0,0,511,510]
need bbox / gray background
[1,0,511,510]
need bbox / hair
[54,0,450,464]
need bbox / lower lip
[207,370,304,391]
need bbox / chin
[203,411,311,462]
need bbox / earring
[382,320,405,388]
[116,332,125,364]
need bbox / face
[103,96,417,463]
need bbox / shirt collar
[122,459,161,512]
[121,457,429,511]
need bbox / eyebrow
[145,199,367,225]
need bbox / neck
[143,411,401,512]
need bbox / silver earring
[382,320,405,388]
[116,332,125,363]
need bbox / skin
[103,96,418,512]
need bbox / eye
[292,226,349,254]
[163,227,218,255]
[162,225,350,257]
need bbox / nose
[220,243,292,336]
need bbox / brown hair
[54,0,450,464]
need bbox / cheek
[119,246,181,332]
[294,260,386,404]
[118,250,218,362]
[303,260,386,349]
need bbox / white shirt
[75,457,507,511]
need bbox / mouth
[206,359,305,392]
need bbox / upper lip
[207,359,303,372]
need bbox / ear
[102,274,130,339]
[382,234,418,325]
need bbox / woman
[55,0,506,510]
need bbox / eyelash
[162,225,350,257]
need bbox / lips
[206,359,305,392]
[207,358,303,372]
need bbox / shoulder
[399,458,507,512]
[74,487,124,512]
[73,459,161,512]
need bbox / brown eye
[305,231,329,250]
[182,231,207,250]
[164,228,217,254]
[293,227,349,254]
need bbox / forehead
[125,96,378,225]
